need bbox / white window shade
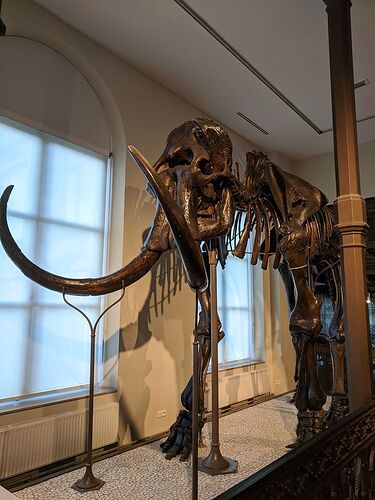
[0,116,109,401]
[217,247,255,367]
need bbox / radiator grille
[0,403,118,479]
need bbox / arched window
[0,37,112,405]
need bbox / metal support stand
[63,285,125,493]
[192,290,199,500]
[199,243,237,475]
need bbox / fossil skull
[0,119,235,295]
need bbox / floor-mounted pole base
[72,466,105,492]
[198,445,238,476]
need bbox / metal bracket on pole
[198,241,238,476]
[63,284,125,493]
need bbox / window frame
[0,115,114,408]
[217,247,259,370]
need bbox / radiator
[0,402,119,479]
[206,367,271,410]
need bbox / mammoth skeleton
[0,118,347,460]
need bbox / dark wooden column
[323,0,373,409]
[0,0,7,35]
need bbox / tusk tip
[128,145,142,167]
[128,145,154,176]
[1,185,14,206]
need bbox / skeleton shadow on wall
[103,225,189,442]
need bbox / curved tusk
[128,146,208,292]
[0,185,160,296]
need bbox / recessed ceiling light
[236,112,269,135]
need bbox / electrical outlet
[157,409,167,418]
[274,379,280,386]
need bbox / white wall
[0,36,109,155]
[0,0,294,456]
[292,138,375,202]
[268,151,294,173]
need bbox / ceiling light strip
[321,113,375,134]
[236,112,269,135]
[174,0,322,134]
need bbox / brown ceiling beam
[323,0,374,409]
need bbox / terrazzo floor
[14,395,298,500]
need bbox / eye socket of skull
[168,148,193,168]
[197,157,212,175]
[167,147,213,179]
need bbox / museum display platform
[13,395,297,500]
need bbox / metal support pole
[192,291,199,500]
[72,325,105,492]
[199,243,237,475]
[63,287,125,492]
[323,0,373,408]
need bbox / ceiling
[33,0,375,162]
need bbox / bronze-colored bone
[0,117,348,455]
[0,186,160,296]
[128,146,207,292]
[1,119,235,298]
[262,197,282,269]
[259,199,271,270]
[250,201,262,266]
[233,207,252,259]
[150,119,235,245]
[240,149,346,443]
[197,187,234,240]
